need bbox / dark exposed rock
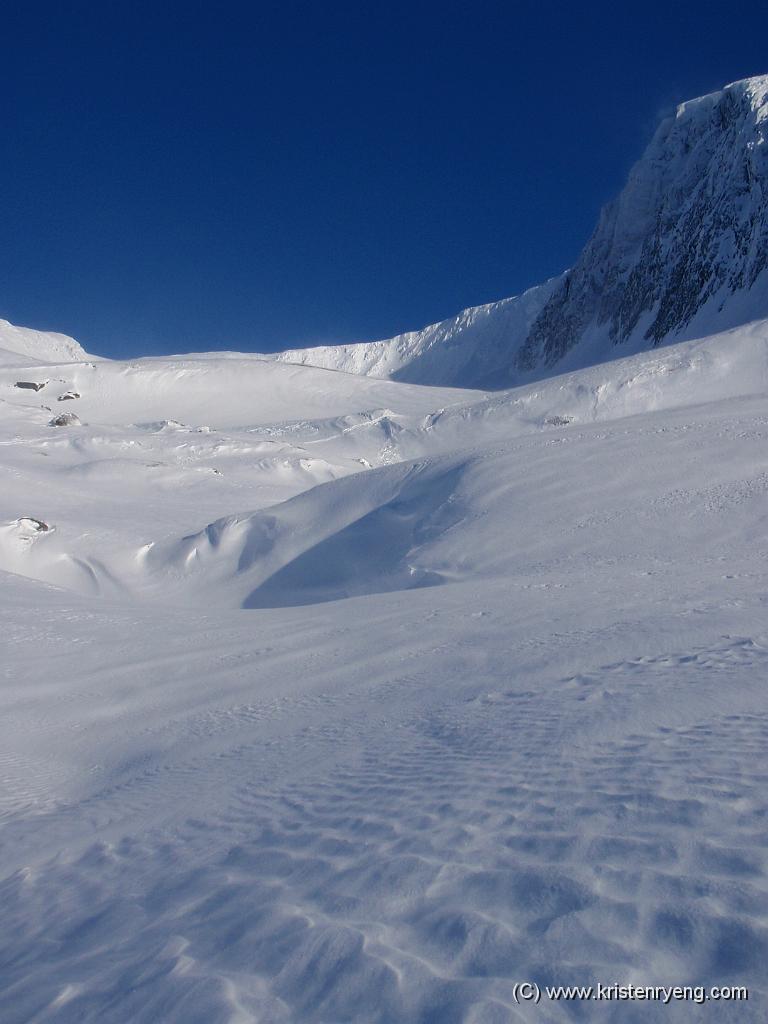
[58,391,80,401]
[518,76,768,372]
[265,78,768,391]
[49,413,81,427]
[17,517,49,533]
[15,381,47,392]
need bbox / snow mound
[0,517,104,593]
[140,459,466,607]
[0,319,91,366]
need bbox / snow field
[1,321,768,1019]
[4,70,768,1021]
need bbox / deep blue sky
[2,1,766,358]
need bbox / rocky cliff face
[268,75,768,389]
[518,75,768,372]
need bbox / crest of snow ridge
[518,75,768,370]
[0,319,90,365]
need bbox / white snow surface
[0,319,90,367]
[265,276,562,387]
[2,313,768,1022]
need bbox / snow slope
[0,319,90,367]
[264,74,768,388]
[1,316,768,1021]
[266,276,562,388]
[0,350,479,593]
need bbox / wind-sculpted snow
[2,318,768,1020]
[3,319,768,602]
[139,459,467,608]
[0,353,478,430]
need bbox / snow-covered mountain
[267,74,768,388]
[4,73,768,1024]
[518,73,768,373]
[6,73,764,391]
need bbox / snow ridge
[266,74,768,388]
[0,319,91,366]
[269,276,561,387]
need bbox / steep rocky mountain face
[269,74,768,389]
[517,74,768,373]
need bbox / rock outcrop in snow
[267,74,768,388]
